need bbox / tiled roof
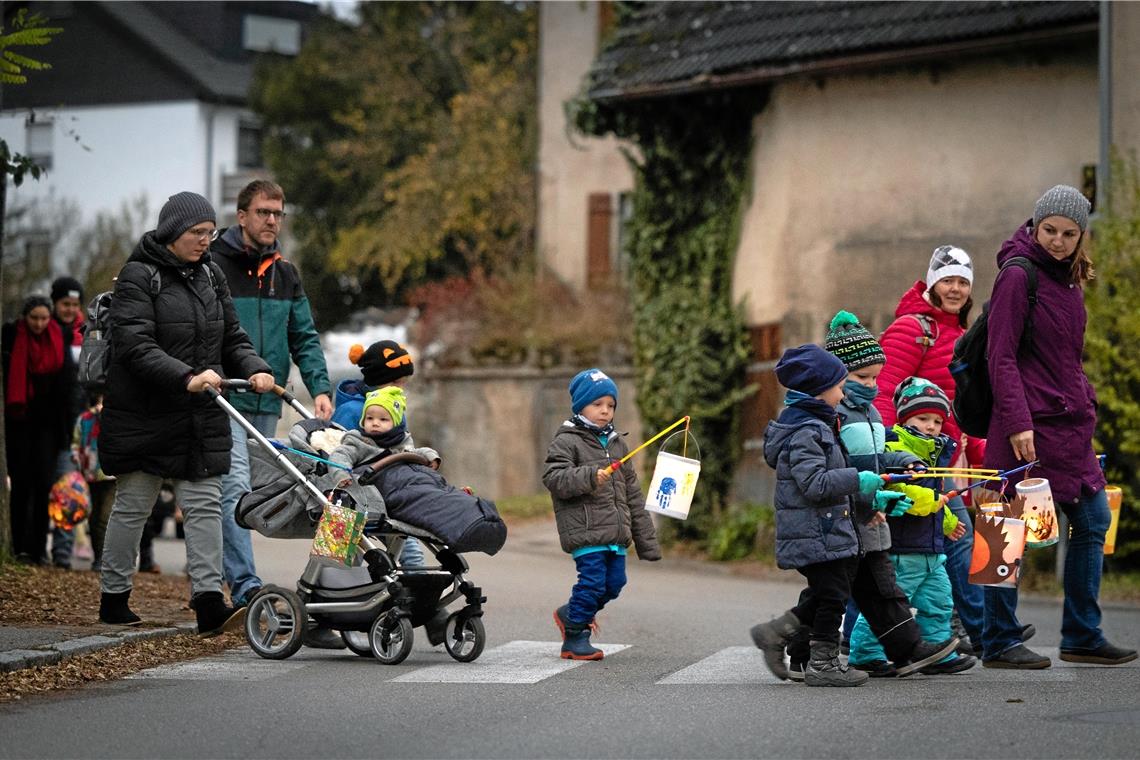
[587,1,1098,100]
[101,2,252,103]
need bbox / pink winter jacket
[874,280,986,467]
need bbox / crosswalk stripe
[658,646,782,685]
[127,648,308,681]
[390,640,630,684]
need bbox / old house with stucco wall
[537,0,1140,501]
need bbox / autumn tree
[250,2,535,323]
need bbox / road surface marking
[391,640,630,683]
[658,646,783,684]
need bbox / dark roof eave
[589,21,1098,104]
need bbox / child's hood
[763,412,831,469]
[888,424,957,466]
[335,378,369,405]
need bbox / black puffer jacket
[542,422,661,559]
[100,233,270,480]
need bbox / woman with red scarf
[3,295,67,563]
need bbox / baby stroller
[209,381,506,665]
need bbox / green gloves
[857,471,883,496]
[873,490,915,517]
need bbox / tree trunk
[0,159,12,556]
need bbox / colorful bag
[48,471,90,530]
[310,504,366,564]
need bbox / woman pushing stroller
[97,192,275,637]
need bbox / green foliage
[250,2,535,323]
[572,91,758,540]
[1086,153,1140,567]
[494,492,554,522]
[705,503,776,562]
[0,9,61,85]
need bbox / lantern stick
[941,460,1040,501]
[610,416,691,471]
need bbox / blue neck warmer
[844,380,879,408]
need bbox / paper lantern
[969,506,1026,587]
[1105,486,1123,556]
[1015,477,1058,548]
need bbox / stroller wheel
[444,613,485,662]
[370,613,414,665]
[341,630,372,658]
[244,585,306,660]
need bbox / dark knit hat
[824,310,885,370]
[775,344,848,397]
[349,340,414,387]
[156,191,216,244]
[50,276,83,303]
[893,376,951,423]
[1033,184,1091,232]
[569,368,618,414]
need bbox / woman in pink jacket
[875,246,990,656]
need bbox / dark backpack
[77,263,221,392]
[948,257,1038,438]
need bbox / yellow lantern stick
[610,416,691,471]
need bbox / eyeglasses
[252,208,287,220]
[187,227,220,242]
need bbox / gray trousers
[100,471,224,597]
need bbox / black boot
[750,610,803,680]
[99,591,142,626]
[805,639,869,687]
[190,591,246,638]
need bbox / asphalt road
[1,521,1138,759]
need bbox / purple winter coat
[983,221,1105,503]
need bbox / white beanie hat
[926,245,973,289]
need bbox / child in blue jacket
[752,344,914,687]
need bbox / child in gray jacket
[543,368,661,661]
[751,344,911,687]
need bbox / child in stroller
[219,381,506,664]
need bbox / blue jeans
[943,496,984,642]
[983,489,1110,657]
[221,412,277,604]
[566,550,627,625]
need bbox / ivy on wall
[572,92,760,539]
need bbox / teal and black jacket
[210,227,330,417]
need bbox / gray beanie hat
[1033,184,1090,232]
[156,191,216,244]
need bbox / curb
[0,622,199,674]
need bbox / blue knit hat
[569,368,618,414]
[775,344,848,397]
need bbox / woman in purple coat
[982,185,1136,669]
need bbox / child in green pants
[847,377,975,676]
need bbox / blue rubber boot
[561,628,603,660]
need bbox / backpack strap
[909,313,938,355]
[1000,256,1038,353]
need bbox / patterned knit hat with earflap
[893,376,951,424]
[824,310,886,370]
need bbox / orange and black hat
[349,340,414,387]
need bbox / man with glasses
[210,180,333,641]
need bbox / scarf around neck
[6,317,64,408]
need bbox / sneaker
[920,653,977,675]
[895,637,959,678]
[787,660,807,682]
[1059,642,1138,665]
[850,659,898,678]
[983,643,1051,669]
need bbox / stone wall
[409,366,643,501]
